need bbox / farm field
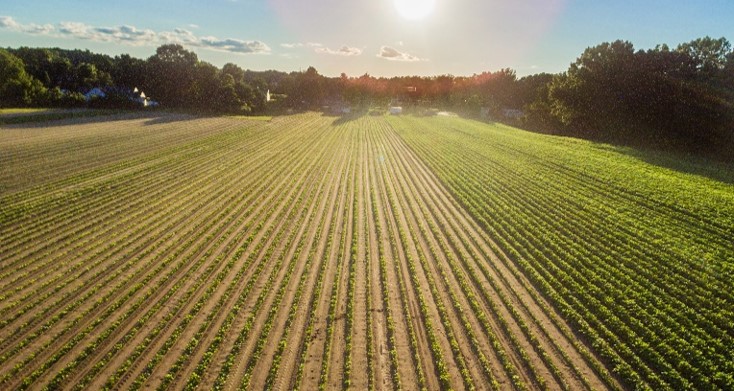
[1,112,732,390]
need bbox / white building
[502,108,524,119]
[389,106,403,115]
[83,87,106,101]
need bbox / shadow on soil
[0,110,137,128]
[0,110,209,129]
[142,112,199,126]
[321,111,367,126]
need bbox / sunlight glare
[394,0,436,20]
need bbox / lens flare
[394,0,436,20]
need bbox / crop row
[393,116,734,390]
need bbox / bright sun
[394,0,436,20]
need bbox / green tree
[549,40,637,135]
[11,47,69,88]
[287,66,325,108]
[548,39,734,154]
[0,49,46,107]
[517,73,560,132]
[234,81,257,112]
[189,61,256,113]
[449,69,519,117]
[112,54,147,89]
[189,61,219,109]
[10,47,114,92]
[74,62,112,91]
[677,36,731,78]
[146,44,198,107]
[222,63,245,84]
[216,73,242,112]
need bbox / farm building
[480,107,490,119]
[83,87,106,101]
[480,107,525,120]
[135,90,158,107]
[502,108,525,119]
[83,87,157,107]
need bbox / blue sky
[1,0,733,77]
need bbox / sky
[1,0,733,77]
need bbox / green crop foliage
[2,112,731,390]
[391,115,734,390]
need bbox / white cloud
[282,42,360,57]
[281,42,324,49]
[199,37,270,54]
[58,21,90,37]
[0,16,270,55]
[1,16,55,35]
[0,16,21,30]
[315,45,362,56]
[377,46,424,62]
[24,23,55,34]
[159,28,203,45]
[117,25,158,42]
[84,25,158,45]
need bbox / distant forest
[1,37,733,158]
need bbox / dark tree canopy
[546,38,734,155]
[145,44,198,107]
[0,49,46,107]
[677,36,731,76]
[112,54,147,90]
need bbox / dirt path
[363,123,394,391]
[347,126,371,389]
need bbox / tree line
[0,44,272,112]
[1,37,733,157]
[541,37,734,157]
